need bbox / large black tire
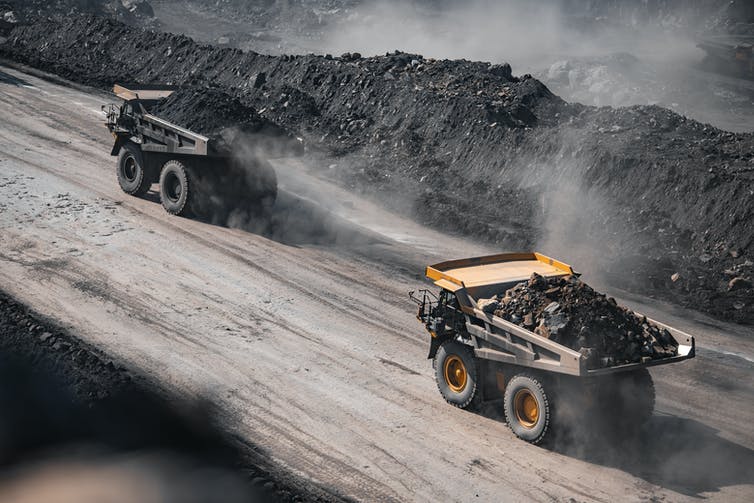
[117,142,151,196]
[159,160,193,216]
[434,340,482,410]
[504,373,551,445]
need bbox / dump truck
[103,84,277,216]
[410,252,695,444]
[697,37,754,79]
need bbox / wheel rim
[443,355,467,393]
[514,389,539,428]
[164,172,182,202]
[123,156,138,182]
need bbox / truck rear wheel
[600,369,655,431]
[159,160,193,216]
[434,340,481,410]
[117,142,151,196]
[504,374,551,444]
[227,156,278,211]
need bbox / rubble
[151,88,282,138]
[0,0,155,25]
[481,273,680,369]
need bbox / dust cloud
[188,135,388,250]
[321,0,567,70]
[294,0,752,282]
[318,0,753,132]
[546,378,754,498]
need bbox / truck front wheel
[117,142,151,196]
[504,374,551,444]
[159,160,193,216]
[434,340,481,410]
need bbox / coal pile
[1,14,752,325]
[479,273,679,369]
[0,0,154,25]
[149,87,298,154]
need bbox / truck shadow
[253,189,389,248]
[0,69,32,87]
[144,187,389,249]
[476,403,754,496]
[556,413,754,496]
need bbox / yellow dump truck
[697,37,754,79]
[410,252,695,444]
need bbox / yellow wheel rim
[514,389,539,428]
[443,355,467,393]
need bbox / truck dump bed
[113,84,176,101]
[427,252,574,291]
[424,252,695,376]
[107,84,211,156]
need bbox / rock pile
[0,0,154,25]
[479,273,679,369]
[149,87,299,154]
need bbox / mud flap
[428,335,447,360]
[110,135,125,156]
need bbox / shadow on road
[0,69,32,87]
[473,402,753,496]
[563,414,754,497]
[0,296,273,502]
[241,189,387,248]
[143,186,387,249]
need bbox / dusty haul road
[1,65,753,502]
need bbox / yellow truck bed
[113,84,176,101]
[426,252,575,293]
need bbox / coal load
[149,87,298,155]
[481,273,679,369]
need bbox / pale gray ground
[0,65,753,502]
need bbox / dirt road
[1,64,753,502]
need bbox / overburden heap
[0,0,154,26]
[478,273,679,369]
